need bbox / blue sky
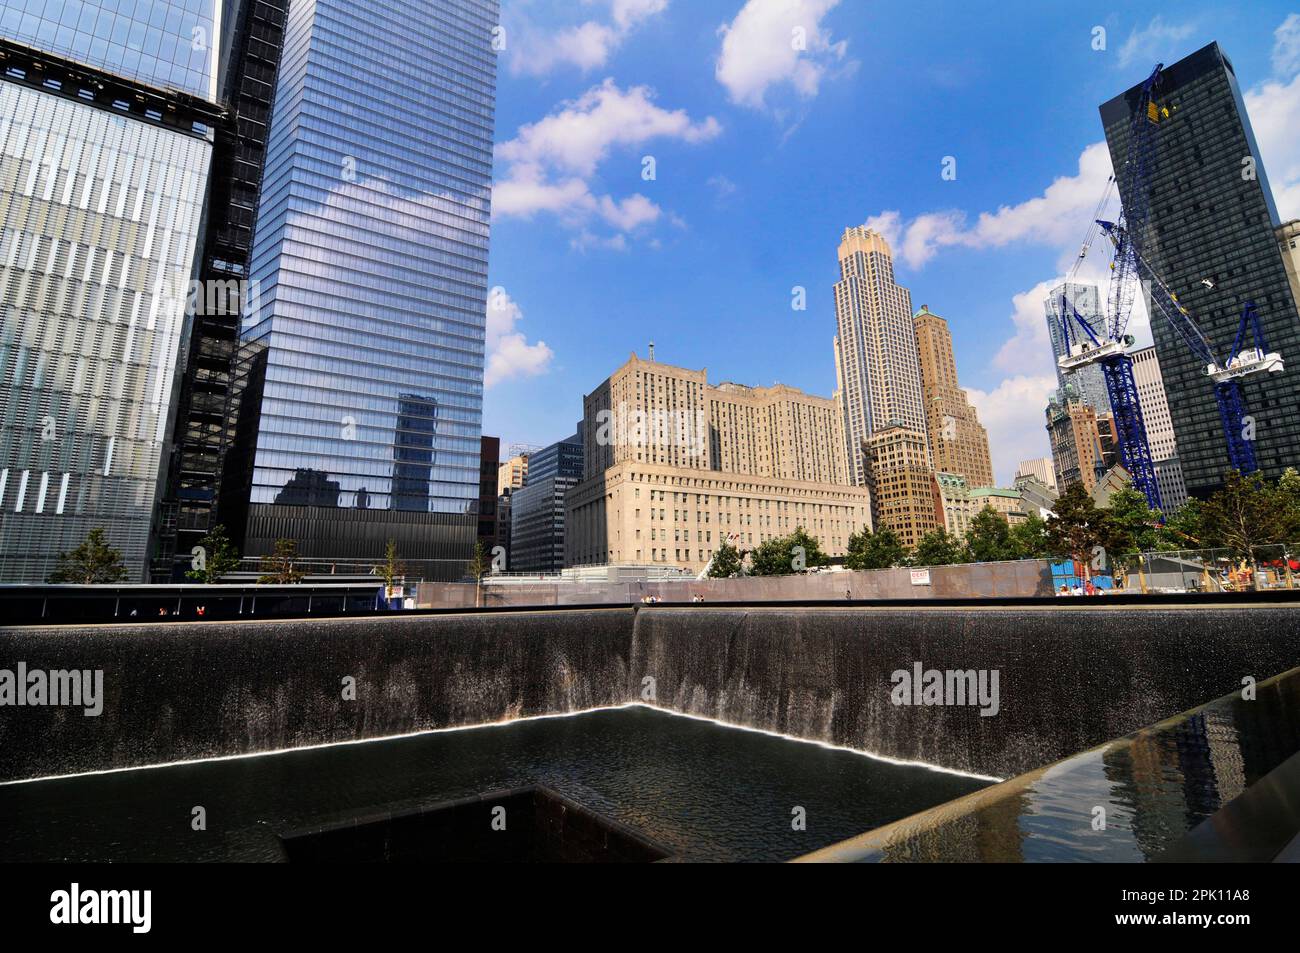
[483,0,1300,481]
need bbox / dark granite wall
[3,604,1298,783]
[0,609,635,782]
[631,607,1300,777]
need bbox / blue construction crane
[1104,237,1284,473]
[1056,65,1166,510]
[1056,296,1162,509]
[1090,57,1283,476]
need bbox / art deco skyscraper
[833,227,935,545]
[833,226,927,485]
[913,304,994,488]
[0,2,224,581]
[224,0,499,579]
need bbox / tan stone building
[933,471,976,538]
[865,423,939,549]
[1046,388,1119,493]
[833,227,926,486]
[497,453,529,496]
[566,352,872,572]
[1280,220,1300,316]
[969,486,1028,526]
[913,305,994,488]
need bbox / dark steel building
[509,431,583,574]
[477,435,500,554]
[1101,42,1300,497]
[154,0,290,578]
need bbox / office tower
[567,351,871,573]
[497,451,529,496]
[510,431,583,573]
[865,424,940,549]
[933,472,974,538]
[1046,388,1118,493]
[708,382,849,485]
[1014,457,1057,491]
[1044,282,1111,412]
[154,0,289,579]
[1280,220,1300,315]
[1101,42,1300,495]
[226,0,499,580]
[913,304,994,487]
[1015,475,1059,519]
[1130,345,1188,509]
[968,487,1028,527]
[477,435,499,554]
[0,4,225,581]
[833,226,927,485]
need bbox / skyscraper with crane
[1100,42,1300,496]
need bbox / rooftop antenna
[648,340,655,362]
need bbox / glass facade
[1044,281,1110,412]
[231,0,497,578]
[1102,43,1300,496]
[0,82,213,580]
[0,0,221,101]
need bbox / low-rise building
[565,352,872,573]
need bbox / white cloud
[868,142,1115,270]
[494,79,720,244]
[508,0,668,77]
[1116,16,1197,69]
[1272,13,1300,78]
[715,0,853,110]
[707,174,738,201]
[485,288,554,388]
[1245,70,1300,221]
[497,79,720,178]
[966,375,1059,485]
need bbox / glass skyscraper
[1102,43,1300,496]
[0,3,220,581]
[228,0,497,579]
[1044,281,1110,413]
[0,0,221,100]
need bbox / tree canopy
[48,528,129,584]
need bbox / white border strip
[2,703,1001,787]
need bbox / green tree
[257,538,304,585]
[1199,470,1287,559]
[844,526,908,570]
[1104,487,1163,568]
[1274,467,1300,540]
[1045,483,1116,579]
[706,541,743,578]
[185,523,242,583]
[48,528,129,584]
[465,539,492,608]
[910,529,963,566]
[378,538,406,590]
[1157,498,1205,551]
[466,539,491,582]
[1008,512,1051,560]
[963,506,1015,563]
[749,527,828,576]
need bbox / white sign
[910,569,932,587]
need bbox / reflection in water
[0,707,988,863]
[808,665,1300,862]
